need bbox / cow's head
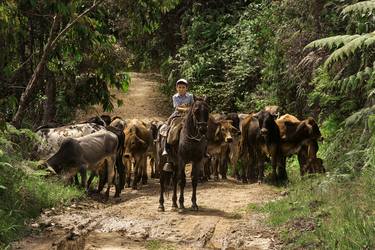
[124,126,147,157]
[215,120,240,143]
[295,117,321,141]
[304,158,325,175]
[254,110,278,137]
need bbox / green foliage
[260,171,375,249]
[0,0,129,126]
[342,1,375,16]
[164,1,277,111]
[0,125,82,247]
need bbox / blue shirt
[170,92,194,117]
[172,92,194,109]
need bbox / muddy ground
[13,73,283,250]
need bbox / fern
[305,35,361,50]
[324,32,375,67]
[342,1,375,16]
[334,61,375,94]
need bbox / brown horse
[158,98,209,212]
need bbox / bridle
[186,103,208,142]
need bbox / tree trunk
[11,16,58,129]
[42,73,56,125]
[11,0,104,128]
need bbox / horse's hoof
[178,208,184,213]
[191,205,199,211]
[132,186,137,190]
[158,206,165,212]
[171,206,178,212]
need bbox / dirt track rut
[13,73,282,250]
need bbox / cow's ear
[203,95,208,102]
[215,125,221,138]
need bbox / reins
[186,104,208,142]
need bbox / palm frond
[333,61,375,94]
[305,35,360,51]
[324,32,375,68]
[342,1,375,16]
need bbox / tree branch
[50,0,105,49]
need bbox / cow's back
[77,130,118,165]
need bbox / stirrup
[163,162,173,172]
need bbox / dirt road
[13,73,282,250]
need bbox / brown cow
[240,110,282,183]
[276,114,325,176]
[123,119,152,189]
[206,115,240,180]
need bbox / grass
[0,125,83,248]
[146,239,176,250]
[255,159,375,249]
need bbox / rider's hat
[176,78,188,87]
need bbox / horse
[158,97,209,212]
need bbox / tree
[11,0,104,128]
[305,1,375,99]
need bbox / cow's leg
[141,156,148,185]
[98,166,107,193]
[220,146,229,179]
[124,157,132,188]
[110,156,122,198]
[298,147,308,176]
[132,157,141,189]
[106,158,117,199]
[178,159,186,212]
[257,152,266,184]
[191,160,200,211]
[86,172,96,192]
[150,156,155,178]
[79,167,87,189]
[278,156,288,181]
[212,156,219,181]
[74,175,80,186]
[269,146,278,182]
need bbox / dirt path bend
[75,72,172,123]
[13,73,282,250]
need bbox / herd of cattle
[37,105,325,202]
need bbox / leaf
[341,1,375,16]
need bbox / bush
[0,125,83,247]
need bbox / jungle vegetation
[1,0,375,248]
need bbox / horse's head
[191,97,210,135]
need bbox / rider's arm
[176,106,190,113]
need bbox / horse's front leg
[178,158,186,212]
[191,159,201,211]
[172,170,178,211]
[158,170,166,212]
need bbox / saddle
[167,116,184,144]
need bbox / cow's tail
[107,126,126,191]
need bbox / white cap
[176,78,188,86]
